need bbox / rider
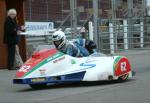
[52,30,90,57]
[72,39,97,54]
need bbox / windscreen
[35,45,55,52]
[85,52,107,62]
[89,52,106,57]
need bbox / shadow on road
[16,79,136,92]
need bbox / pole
[29,0,32,20]
[140,21,144,48]
[111,0,116,21]
[109,23,115,54]
[93,0,99,49]
[46,0,49,20]
[70,0,77,38]
[123,19,128,49]
[127,0,133,48]
[88,21,94,40]
[111,0,117,51]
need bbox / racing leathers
[72,39,97,54]
[57,40,90,57]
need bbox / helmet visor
[53,39,63,48]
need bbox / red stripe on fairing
[16,48,58,78]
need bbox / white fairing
[22,50,132,81]
[83,57,114,81]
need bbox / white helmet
[52,31,66,49]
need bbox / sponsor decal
[71,59,76,64]
[61,60,97,74]
[113,56,131,76]
[18,65,31,73]
[69,60,96,73]
[47,52,64,62]
[53,56,65,63]
[80,61,96,69]
[39,69,46,76]
[31,77,47,83]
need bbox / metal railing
[98,17,150,54]
[26,17,150,57]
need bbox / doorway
[0,0,26,69]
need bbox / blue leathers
[58,40,90,57]
[72,39,97,54]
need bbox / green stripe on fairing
[24,52,64,77]
[113,56,122,74]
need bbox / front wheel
[29,84,48,89]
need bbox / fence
[26,17,150,57]
[24,0,150,56]
[98,17,150,54]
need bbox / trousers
[7,44,15,69]
[14,45,23,67]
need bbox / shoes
[8,68,16,70]
[8,67,17,70]
[8,66,22,70]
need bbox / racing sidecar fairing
[13,45,133,88]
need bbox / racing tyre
[29,84,48,89]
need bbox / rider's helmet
[52,30,66,49]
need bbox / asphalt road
[0,50,150,103]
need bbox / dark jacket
[4,16,19,45]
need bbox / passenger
[52,31,90,57]
[72,39,97,54]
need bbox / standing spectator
[3,9,22,70]
[15,45,23,69]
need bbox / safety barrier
[26,17,150,57]
[98,18,150,54]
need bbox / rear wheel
[29,84,48,89]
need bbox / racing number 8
[120,62,127,72]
